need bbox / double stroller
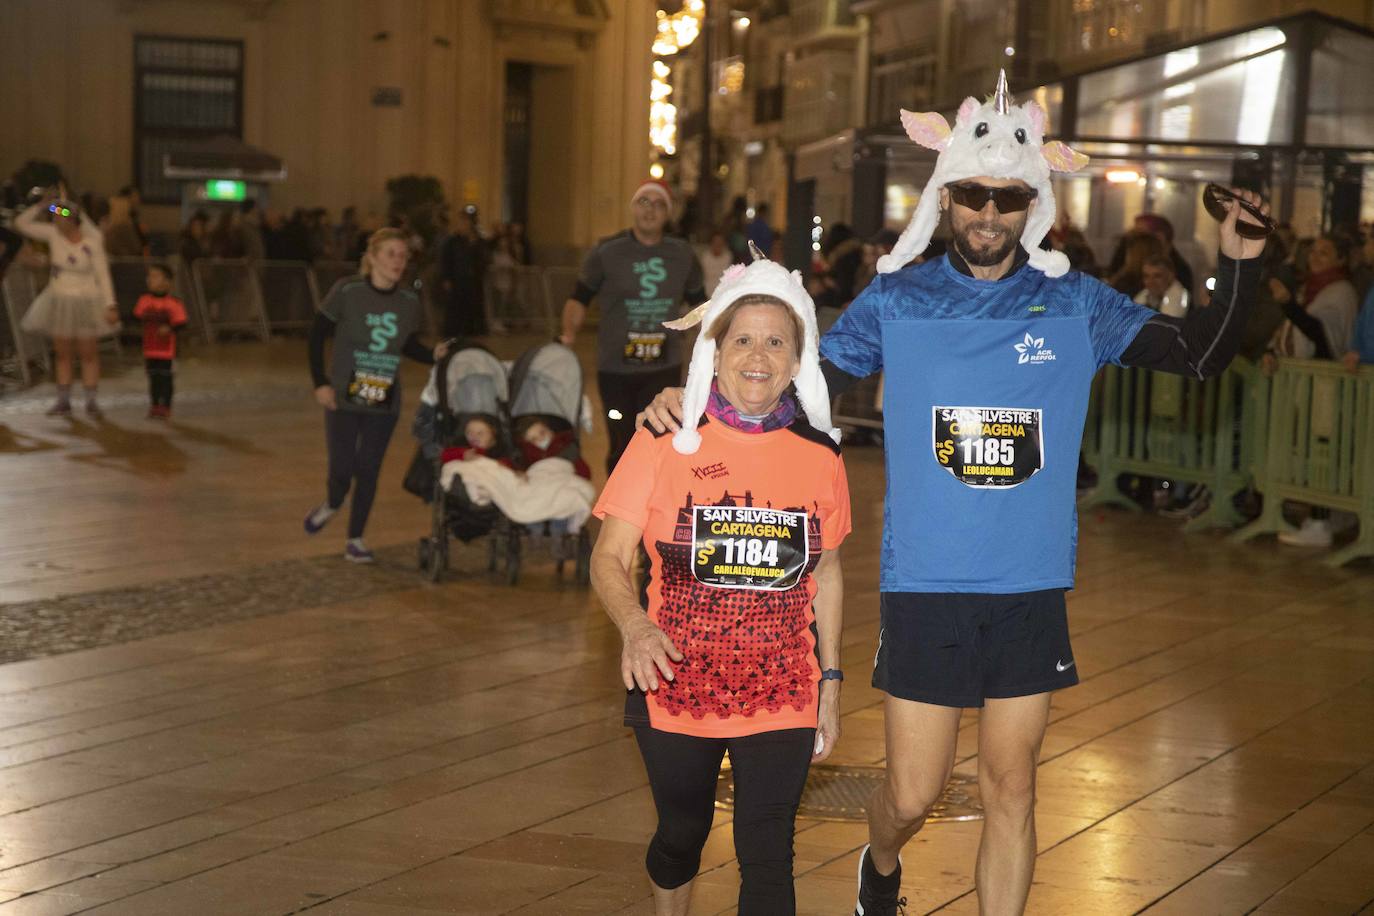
[411,341,594,585]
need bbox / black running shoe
[854,844,907,915]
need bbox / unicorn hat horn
[876,69,1090,278]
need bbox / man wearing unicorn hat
[644,71,1270,914]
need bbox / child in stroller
[414,341,594,584]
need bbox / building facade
[0,0,655,258]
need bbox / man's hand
[314,385,337,410]
[558,332,576,347]
[619,616,684,692]
[637,387,685,433]
[1260,353,1278,377]
[1343,351,1361,374]
[1217,186,1270,261]
[433,339,452,361]
[104,305,120,327]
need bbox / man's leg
[597,371,636,475]
[974,692,1051,916]
[866,695,962,875]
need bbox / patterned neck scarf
[705,378,797,433]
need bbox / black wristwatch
[820,668,844,682]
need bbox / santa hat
[878,70,1090,278]
[661,246,838,455]
[632,178,673,208]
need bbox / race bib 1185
[933,406,1043,488]
[691,505,809,590]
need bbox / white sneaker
[1277,518,1333,548]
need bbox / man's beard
[952,220,1023,267]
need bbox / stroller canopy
[422,346,509,416]
[508,342,583,427]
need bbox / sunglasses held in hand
[1202,184,1274,239]
[947,182,1039,214]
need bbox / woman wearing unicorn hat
[591,253,851,915]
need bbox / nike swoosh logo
[1056,660,1075,672]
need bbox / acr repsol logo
[1013,332,1055,365]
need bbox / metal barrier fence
[541,266,582,332]
[1232,358,1374,567]
[485,265,556,334]
[832,373,884,433]
[4,257,594,387]
[1079,362,1258,531]
[107,256,210,343]
[0,267,48,386]
[310,261,360,307]
[256,260,317,331]
[192,259,269,341]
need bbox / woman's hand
[1260,353,1278,377]
[813,679,841,762]
[620,615,683,692]
[314,384,337,410]
[637,387,685,433]
[433,339,452,361]
[1343,351,1361,373]
[104,305,120,327]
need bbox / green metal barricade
[1232,358,1374,568]
[1080,361,1259,530]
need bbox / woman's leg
[51,337,74,387]
[726,728,816,915]
[76,336,100,391]
[346,410,400,539]
[324,409,361,511]
[634,727,727,916]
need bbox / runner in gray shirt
[560,179,706,473]
[305,228,449,562]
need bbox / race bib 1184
[933,406,1043,488]
[691,505,809,590]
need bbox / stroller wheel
[418,537,432,572]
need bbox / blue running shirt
[821,255,1155,593]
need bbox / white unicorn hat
[878,70,1090,278]
[661,245,837,455]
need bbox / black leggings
[145,358,173,407]
[635,726,814,915]
[597,366,682,475]
[325,409,399,538]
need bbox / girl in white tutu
[16,191,119,417]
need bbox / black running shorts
[872,589,1077,708]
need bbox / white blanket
[440,456,595,532]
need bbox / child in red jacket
[132,264,189,419]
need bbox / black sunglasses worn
[947,182,1038,214]
[1202,184,1274,239]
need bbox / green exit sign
[204,180,246,201]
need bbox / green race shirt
[321,278,423,414]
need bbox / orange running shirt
[133,294,189,360]
[594,417,851,738]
